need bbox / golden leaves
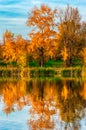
[27,5,58,66]
[2,31,28,66]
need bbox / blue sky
[0,0,86,40]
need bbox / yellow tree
[27,5,58,67]
[0,44,3,64]
[2,30,28,67]
[80,22,86,66]
[57,6,81,67]
[14,35,28,67]
[2,30,16,63]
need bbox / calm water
[0,78,86,130]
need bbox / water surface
[0,78,86,130]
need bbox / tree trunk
[39,47,44,67]
[65,45,73,67]
[66,57,73,67]
[40,58,44,67]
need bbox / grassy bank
[0,66,84,78]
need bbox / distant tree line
[0,5,86,67]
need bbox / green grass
[44,60,64,67]
[29,60,39,67]
[0,58,83,68]
[44,59,82,67]
[0,58,84,78]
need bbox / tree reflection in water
[2,81,27,114]
[1,79,86,130]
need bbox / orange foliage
[2,30,27,66]
[27,5,58,66]
[57,6,81,66]
[2,30,16,63]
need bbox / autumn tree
[2,30,16,63]
[80,22,86,66]
[27,5,58,67]
[0,44,3,64]
[2,30,28,67]
[14,35,28,67]
[57,6,81,67]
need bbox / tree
[0,44,3,64]
[2,30,16,63]
[80,22,86,66]
[27,5,58,67]
[57,6,81,67]
[2,30,28,67]
[14,35,28,67]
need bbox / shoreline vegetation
[0,66,85,78]
[0,4,86,78]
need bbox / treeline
[0,5,86,67]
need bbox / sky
[0,0,86,40]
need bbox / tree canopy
[0,5,86,67]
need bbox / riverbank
[0,66,85,78]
